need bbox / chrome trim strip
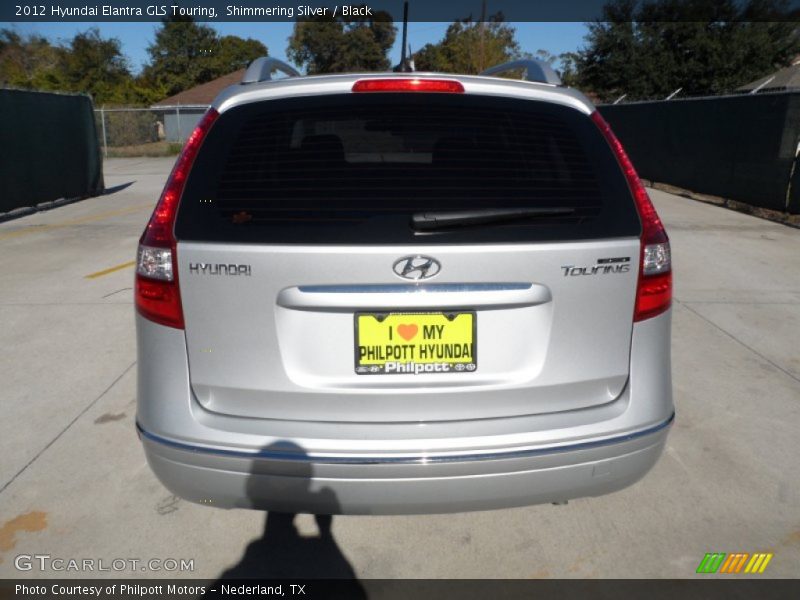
[297,283,532,294]
[280,282,549,311]
[137,413,674,465]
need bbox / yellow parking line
[85,260,136,280]
[0,203,153,241]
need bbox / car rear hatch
[172,89,642,423]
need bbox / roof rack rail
[480,59,562,86]
[242,57,301,84]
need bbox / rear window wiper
[411,207,576,231]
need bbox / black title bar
[3,579,800,600]
[4,0,800,22]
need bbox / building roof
[737,61,800,93]
[151,69,246,107]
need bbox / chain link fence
[94,106,208,157]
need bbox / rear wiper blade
[411,207,576,231]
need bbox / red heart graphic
[397,324,418,341]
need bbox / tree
[1,24,268,105]
[142,16,267,97]
[0,29,67,91]
[533,49,557,65]
[0,28,143,104]
[575,0,800,102]
[214,35,268,72]
[413,14,522,75]
[61,28,133,103]
[557,52,581,88]
[287,8,396,74]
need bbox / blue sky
[9,21,589,73]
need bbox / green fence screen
[599,92,800,214]
[0,89,104,214]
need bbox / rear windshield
[176,93,640,244]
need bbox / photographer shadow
[212,442,367,597]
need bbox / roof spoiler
[480,59,562,86]
[242,57,301,84]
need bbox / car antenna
[393,1,413,72]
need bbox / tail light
[591,111,672,321]
[135,108,219,328]
[352,79,465,93]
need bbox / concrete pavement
[0,157,798,579]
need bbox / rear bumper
[138,415,671,514]
[136,308,673,514]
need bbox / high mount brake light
[352,79,465,93]
[135,108,219,329]
[591,111,672,322]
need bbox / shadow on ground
[103,181,135,195]
[209,442,367,597]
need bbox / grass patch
[106,141,183,158]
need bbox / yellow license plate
[355,312,476,375]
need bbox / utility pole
[479,0,487,72]
[100,106,108,158]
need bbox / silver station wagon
[135,58,673,514]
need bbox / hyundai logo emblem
[392,256,441,280]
